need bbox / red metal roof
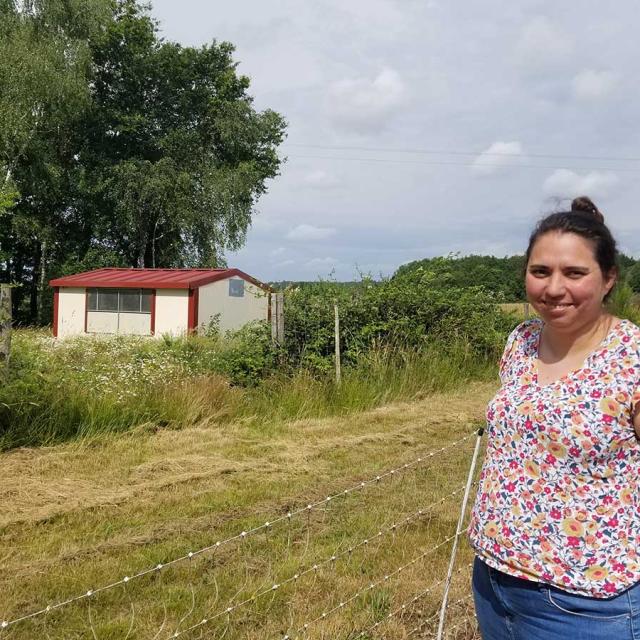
[50,268,270,291]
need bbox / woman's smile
[525,230,616,331]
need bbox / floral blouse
[468,318,640,597]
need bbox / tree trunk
[30,240,40,322]
[37,237,47,325]
[136,231,147,268]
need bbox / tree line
[0,0,286,324]
[394,253,640,301]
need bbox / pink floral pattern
[469,318,640,597]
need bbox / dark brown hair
[525,197,618,298]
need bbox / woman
[468,197,640,639]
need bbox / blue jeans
[472,556,640,640]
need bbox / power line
[285,153,640,174]
[284,143,640,164]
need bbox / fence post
[436,427,485,640]
[0,284,11,379]
[523,302,530,320]
[271,292,284,346]
[334,303,341,385]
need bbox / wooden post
[334,303,341,385]
[270,293,277,344]
[0,284,11,378]
[271,292,284,346]
[277,292,284,346]
[523,302,530,320]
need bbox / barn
[49,268,271,338]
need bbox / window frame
[87,288,153,314]
[228,279,245,298]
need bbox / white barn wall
[58,288,86,337]
[155,289,188,336]
[198,278,268,334]
[119,313,152,335]
[86,312,150,335]
[87,311,118,334]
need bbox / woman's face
[525,231,616,331]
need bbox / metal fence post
[334,303,341,384]
[436,426,485,640]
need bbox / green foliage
[627,261,640,294]
[0,270,519,449]
[283,272,514,374]
[213,322,277,386]
[0,324,498,449]
[395,254,527,301]
[0,0,286,324]
[607,282,640,325]
[79,1,286,270]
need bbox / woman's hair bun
[571,196,604,223]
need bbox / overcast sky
[152,0,640,281]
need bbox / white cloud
[305,256,338,268]
[275,259,295,268]
[472,141,525,176]
[515,17,574,74]
[572,69,618,101]
[251,214,280,232]
[303,169,342,189]
[327,67,407,133]
[286,224,337,241]
[270,247,286,257]
[542,169,620,200]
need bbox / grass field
[0,381,494,639]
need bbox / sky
[152,0,640,281]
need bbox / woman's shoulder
[616,317,640,336]
[612,317,640,354]
[499,318,541,377]
[506,317,543,347]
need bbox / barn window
[98,289,119,311]
[88,289,152,313]
[228,279,244,297]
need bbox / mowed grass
[0,383,494,639]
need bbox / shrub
[214,321,278,386]
[282,271,513,372]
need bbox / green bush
[214,321,277,386]
[627,262,640,294]
[607,282,640,325]
[282,271,513,372]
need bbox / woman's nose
[546,273,566,297]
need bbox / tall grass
[0,330,496,449]
[241,340,495,427]
[607,282,640,324]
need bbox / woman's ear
[604,267,618,297]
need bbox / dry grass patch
[0,383,494,639]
